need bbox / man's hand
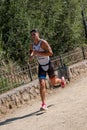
[30,51,34,56]
[29,56,33,61]
[29,51,34,61]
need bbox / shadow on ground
[0,104,54,126]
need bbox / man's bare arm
[41,40,53,56]
[29,44,34,56]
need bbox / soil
[0,75,87,130]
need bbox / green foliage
[0,0,87,66]
[0,0,30,64]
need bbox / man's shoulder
[40,39,48,44]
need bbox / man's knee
[39,79,46,88]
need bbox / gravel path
[0,76,87,130]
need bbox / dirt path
[0,76,87,130]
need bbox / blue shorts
[38,61,55,79]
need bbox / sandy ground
[0,75,87,130]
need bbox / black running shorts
[38,61,55,79]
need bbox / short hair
[30,29,39,34]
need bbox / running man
[29,29,66,110]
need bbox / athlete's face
[31,32,39,40]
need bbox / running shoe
[61,76,66,88]
[40,103,48,111]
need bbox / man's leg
[50,76,61,85]
[38,65,48,110]
[50,76,66,88]
[39,79,46,105]
[47,62,66,87]
[39,79,48,110]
